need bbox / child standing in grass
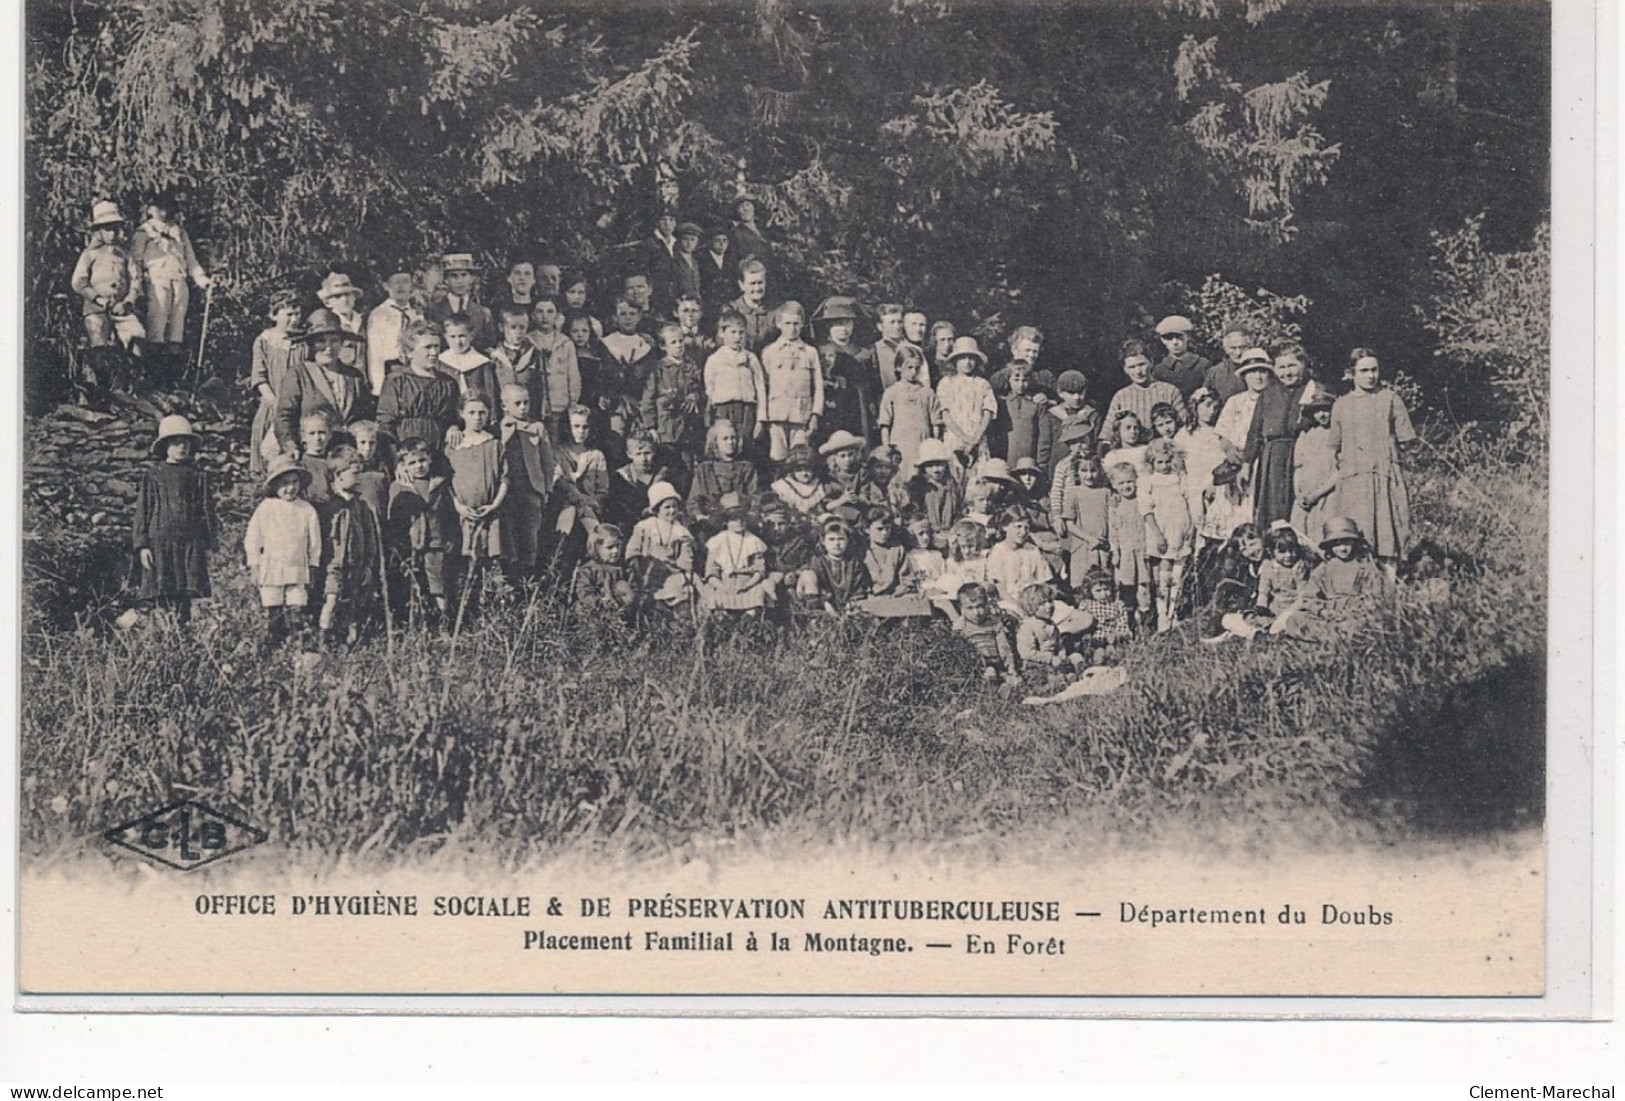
[1139,438,1202,632]
[321,446,384,646]
[1105,461,1151,627]
[244,452,322,649]
[1293,386,1338,543]
[498,383,557,583]
[446,392,508,615]
[877,343,942,479]
[1330,348,1417,571]
[937,336,997,464]
[1055,424,1112,589]
[387,438,456,625]
[703,309,767,455]
[348,420,390,521]
[702,492,777,615]
[642,322,707,467]
[130,415,216,625]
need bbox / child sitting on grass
[244,452,323,649]
[796,516,872,615]
[770,443,828,516]
[1015,582,1087,680]
[954,582,1019,687]
[901,508,947,595]
[572,522,639,625]
[1073,567,1132,666]
[626,481,698,618]
[927,519,992,624]
[861,510,910,597]
[1274,516,1389,643]
[702,492,777,616]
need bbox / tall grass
[20,430,1546,868]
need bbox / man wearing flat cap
[1151,315,1211,400]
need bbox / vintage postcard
[10,0,1605,1016]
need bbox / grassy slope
[19,429,1546,868]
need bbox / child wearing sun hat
[244,452,324,648]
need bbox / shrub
[1421,215,1551,441]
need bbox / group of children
[119,234,1425,687]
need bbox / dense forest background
[25,0,1549,420]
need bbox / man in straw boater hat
[275,307,371,454]
[70,199,145,392]
[426,251,496,350]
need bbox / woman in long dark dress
[1241,344,1314,529]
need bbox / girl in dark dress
[130,415,217,623]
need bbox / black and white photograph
[9,0,1600,1014]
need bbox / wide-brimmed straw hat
[263,452,312,495]
[88,200,125,229]
[296,307,363,344]
[645,481,682,513]
[915,439,954,467]
[151,414,198,457]
[974,458,1021,487]
[946,336,987,367]
[1319,515,1368,550]
[818,430,865,457]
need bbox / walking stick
[191,280,215,392]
